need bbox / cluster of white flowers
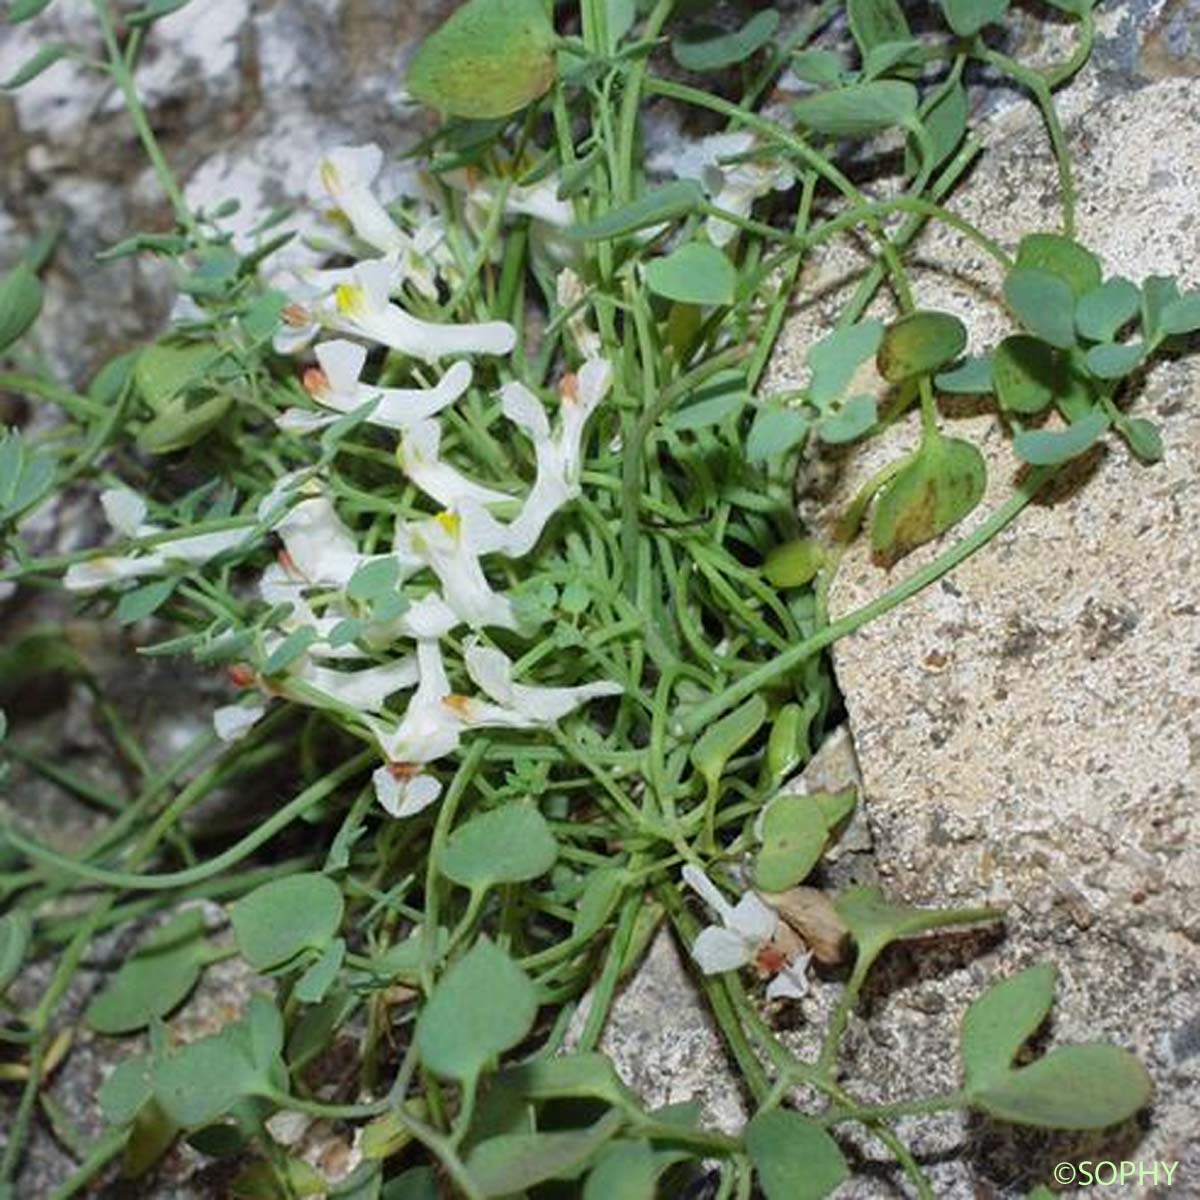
[71,143,622,819]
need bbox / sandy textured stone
[770,77,1200,1197]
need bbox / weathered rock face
[769,75,1200,1196]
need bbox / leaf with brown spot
[871,430,985,566]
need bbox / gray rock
[770,75,1200,1197]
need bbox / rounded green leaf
[1075,277,1140,343]
[1159,290,1200,336]
[1003,268,1077,349]
[467,1111,623,1196]
[847,0,910,55]
[961,964,1057,1090]
[566,181,703,242]
[406,0,557,119]
[86,909,208,1034]
[1116,415,1163,464]
[1016,234,1102,300]
[877,311,967,383]
[753,795,829,891]
[1084,341,1144,380]
[936,354,994,395]
[763,539,824,589]
[807,320,884,407]
[414,937,538,1084]
[992,335,1059,415]
[871,433,985,566]
[793,81,918,139]
[746,1109,849,1200]
[817,393,877,444]
[671,10,779,72]
[440,803,558,890]
[645,242,735,307]
[969,1044,1152,1129]
[230,873,344,970]
[1013,410,1109,466]
[584,1139,659,1200]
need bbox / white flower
[555,268,602,361]
[63,527,251,593]
[463,639,621,720]
[287,653,419,712]
[278,340,474,434]
[398,420,512,509]
[100,488,155,538]
[213,699,269,743]
[659,131,794,248]
[332,261,516,363]
[487,359,612,556]
[682,865,811,1001]
[452,164,575,232]
[401,511,517,630]
[270,264,361,355]
[272,494,418,589]
[317,144,409,260]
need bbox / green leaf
[1016,234,1102,299]
[791,49,844,88]
[754,789,855,891]
[835,886,1001,979]
[969,1044,1153,1129]
[0,911,32,993]
[382,1168,438,1200]
[116,578,178,625]
[1160,290,1200,336]
[406,0,557,119]
[861,39,922,81]
[746,402,808,464]
[667,370,748,432]
[763,538,824,589]
[2,43,68,89]
[807,319,884,407]
[992,336,1058,415]
[1004,268,1077,349]
[98,1054,153,1126]
[909,79,968,172]
[816,394,877,444]
[584,1139,659,1200]
[135,341,224,412]
[939,0,1009,36]
[414,937,538,1085]
[440,803,558,889]
[1140,275,1181,343]
[645,242,735,307]
[961,964,1057,1091]
[671,10,779,72]
[8,0,57,21]
[230,873,344,970]
[574,869,626,939]
[877,310,967,383]
[495,1052,642,1110]
[1084,341,1145,380]
[294,937,346,1005]
[1115,415,1162,464]
[347,558,401,603]
[0,262,43,352]
[871,432,986,567]
[793,80,918,138]
[846,0,910,54]
[0,429,54,523]
[1013,410,1109,466]
[1075,278,1140,343]
[262,626,319,675]
[745,1109,849,1200]
[136,393,234,455]
[936,354,993,394]
[126,0,193,26]
[690,694,767,792]
[86,910,208,1034]
[466,1110,623,1197]
[566,182,703,242]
